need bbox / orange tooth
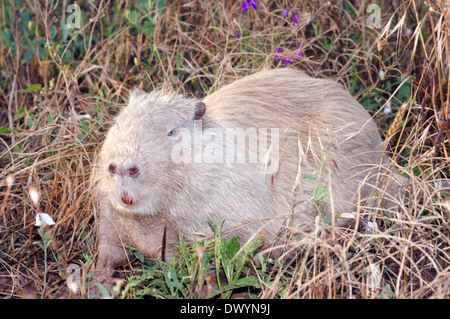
[121,196,134,205]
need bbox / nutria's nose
[108,164,140,178]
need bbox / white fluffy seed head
[29,185,40,205]
[6,174,15,188]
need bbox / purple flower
[292,12,302,24]
[293,47,305,59]
[273,47,304,66]
[233,31,241,38]
[288,11,311,26]
[274,48,291,66]
[241,0,258,14]
[282,9,289,17]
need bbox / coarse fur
[92,68,391,279]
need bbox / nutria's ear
[193,101,206,120]
[129,88,145,104]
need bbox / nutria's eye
[167,129,175,137]
[108,164,116,175]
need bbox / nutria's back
[204,69,384,228]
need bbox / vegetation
[0,0,449,299]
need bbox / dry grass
[0,0,449,298]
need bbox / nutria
[93,68,389,279]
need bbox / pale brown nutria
[92,68,389,279]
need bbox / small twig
[7,75,17,145]
[161,206,168,262]
[0,175,15,228]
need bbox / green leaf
[209,218,225,289]
[235,275,261,288]
[94,283,112,298]
[322,215,338,225]
[225,236,240,260]
[157,0,166,10]
[176,50,184,70]
[221,236,240,282]
[14,107,28,121]
[209,275,261,298]
[163,264,183,295]
[314,185,329,203]
[0,127,13,133]
[134,250,145,263]
[60,20,69,41]
[125,9,138,25]
[47,112,55,125]
[176,233,192,270]
[232,236,263,282]
[302,174,317,181]
[22,83,41,94]
[36,242,45,251]
[379,283,394,299]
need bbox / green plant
[34,224,55,297]
[209,218,263,298]
[302,127,333,220]
[120,219,264,299]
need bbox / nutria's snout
[108,164,140,178]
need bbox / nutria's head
[96,90,206,215]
